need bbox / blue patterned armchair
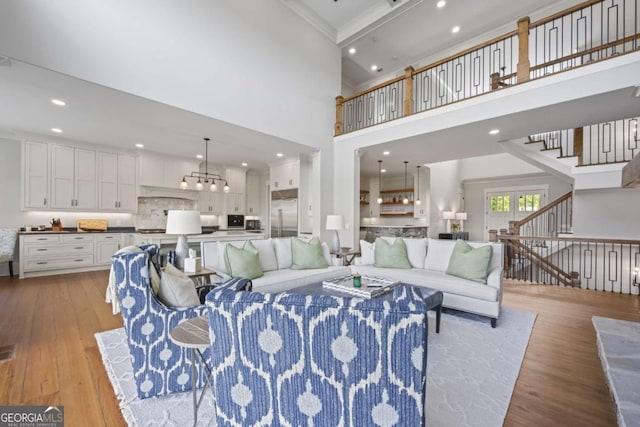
[205,283,429,426]
[112,244,209,399]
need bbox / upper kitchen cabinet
[98,153,137,212]
[50,145,97,209]
[22,141,49,209]
[270,159,299,190]
[223,167,247,215]
[139,153,200,189]
[245,172,265,217]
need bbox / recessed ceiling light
[370,65,378,71]
[436,0,446,8]
[51,99,66,107]
[135,143,145,148]
[196,154,203,159]
[277,153,284,158]
[451,26,460,34]
[51,128,62,133]
[489,129,500,135]
[241,162,248,167]
[381,169,387,173]
[383,151,390,156]
[348,47,356,55]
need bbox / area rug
[96,307,536,427]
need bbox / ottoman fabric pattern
[206,284,429,426]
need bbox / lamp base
[175,235,189,270]
[330,230,341,253]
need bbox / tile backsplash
[134,197,196,229]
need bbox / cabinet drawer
[24,255,94,272]
[61,234,94,243]
[95,234,120,242]
[25,243,93,257]
[22,234,60,244]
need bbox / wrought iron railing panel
[529,0,640,79]
[341,80,404,133]
[412,35,518,115]
[500,235,640,295]
[583,116,639,164]
[514,192,573,238]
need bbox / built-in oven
[227,214,245,229]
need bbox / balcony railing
[499,235,640,295]
[336,0,640,136]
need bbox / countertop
[19,227,135,235]
[359,225,429,228]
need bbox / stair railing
[512,191,573,238]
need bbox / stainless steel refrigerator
[271,188,298,238]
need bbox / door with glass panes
[485,188,547,237]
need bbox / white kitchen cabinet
[245,173,264,216]
[23,141,49,209]
[50,145,97,209]
[94,234,122,265]
[224,167,246,193]
[199,190,223,215]
[270,160,299,190]
[139,153,199,189]
[225,192,246,214]
[98,153,137,211]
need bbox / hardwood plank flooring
[0,273,638,426]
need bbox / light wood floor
[1,272,638,426]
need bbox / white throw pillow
[359,240,374,265]
[216,241,245,274]
[424,238,457,271]
[250,239,278,272]
[274,238,293,270]
[321,242,332,266]
[157,263,200,307]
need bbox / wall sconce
[443,211,455,233]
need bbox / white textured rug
[96,307,535,427]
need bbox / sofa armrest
[486,267,503,292]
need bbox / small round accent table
[169,316,213,426]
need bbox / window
[519,193,541,212]
[490,195,510,212]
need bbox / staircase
[500,117,638,190]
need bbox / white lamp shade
[443,211,456,220]
[165,210,202,235]
[455,212,467,220]
[325,214,345,230]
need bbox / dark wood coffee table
[293,281,443,333]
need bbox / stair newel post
[516,17,531,84]
[574,127,584,166]
[403,66,415,117]
[335,96,344,136]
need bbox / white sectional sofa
[352,238,503,327]
[202,236,503,327]
[201,237,350,293]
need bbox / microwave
[227,214,245,229]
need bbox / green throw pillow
[374,237,411,269]
[446,240,492,284]
[224,240,263,280]
[291,237,329,270]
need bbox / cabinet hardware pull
[74,247,83,249]
[37,262,47,265]
[44,197,47,205]
[37,238,47,241]
[74,259,83,262]
[37,249,47,251]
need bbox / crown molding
[280,0,337,43]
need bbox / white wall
[459,153,542,181]
[427,160,462,238]
[573,188,640,238]
[0,0,341,149]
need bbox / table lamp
[455,212,468,231]
[325,214,345,253]
[165,210,202,270]
[443,211,456,233]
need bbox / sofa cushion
[224,241,264,280]
[374,238,411,269]
[157,263,200,307]
[381,237,427,269]
[360,240,374,265]
[274,237,293,270]
[216,241,245,274]
[291,237,329,270]
[251,266,351,292]
[424,238,456,271]
[350,265,499,302]
[250,238,278,272]
[446,240,492,284]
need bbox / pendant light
[402,161,409,204]
[376,160,383,204]
[179,137,230,192]
[415,165,422,206]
